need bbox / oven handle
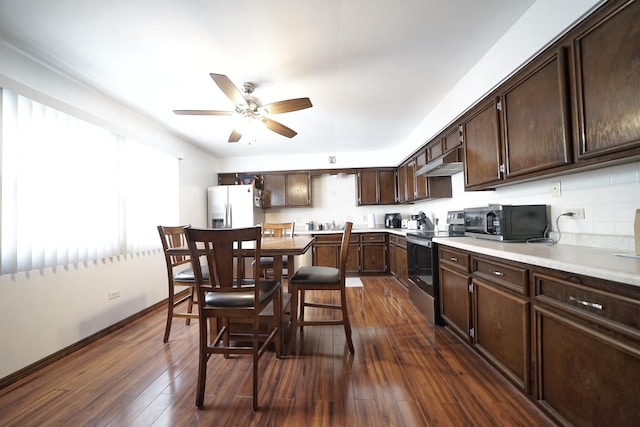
[406,236,432,247]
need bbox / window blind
[0,89,179,274]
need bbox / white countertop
[295,227,408,236]
[433,236,640,288]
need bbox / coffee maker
[384,213,402,228]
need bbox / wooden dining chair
[184,226,282,410]
[288,222,354,355]
[157,225,209,343]
[258,222,295,279]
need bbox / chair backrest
[184,226,262,300]
[157,225,191,270]
[261,222,295,238]
[338,222,354,280]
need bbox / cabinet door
[357,170,378,205]
[571,0,640,161]
[286,173,310,206]
[440,265,472,343]
[313,244,339,268]
[389,241,408,286]
[501,49,572,179]
[360,244,386,273]
[263,173,286,207]
[378,169,396,205]
[474,278,530,393]
[414,151,428,200]
[443,124,462,153]
[397,164,408,203]
[463,98,502,189]
[347,243,359,273]
[405,159,416,202]
[535,307,640,426]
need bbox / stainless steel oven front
[406,233,444,326]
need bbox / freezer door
[207,186,228,228]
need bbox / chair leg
[289,285,299,355]
[195,323,208,408]
[163,287,175,343]
[341,287,355,354]
[253,315,261,411]
[185,286,195,326]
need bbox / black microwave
[463,205,548,242]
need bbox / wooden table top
[166,235,315,256]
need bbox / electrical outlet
[108,290,120,300]
[565,208,585,219]
[550,181,561,197]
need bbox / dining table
[167,233,315,352]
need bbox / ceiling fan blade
[228,129,242,143]
[262,97,312,114]
[210,73,247,108]
[173,109,234,115]
[261,117,297,138]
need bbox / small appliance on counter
[384,213,402,228]
[446,210,465,236]
[464,204,547,241]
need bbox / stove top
[406,229,465,239]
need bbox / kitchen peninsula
[434,236,640,426]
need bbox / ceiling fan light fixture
[174,73,312,143]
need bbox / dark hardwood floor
[0,276,554,426]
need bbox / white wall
[220,0,605,173]
[267,161,640,252]
[0,43,218,379]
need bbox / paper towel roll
[368,213,376,229]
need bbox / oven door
[406,235,434,297]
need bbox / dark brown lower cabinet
[438,242,640,426]
[535,307,640,427]
[389,235,408,286]
[312,232,385,274]
[474,278,530,393]
[440,265,472,344]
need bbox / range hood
[415,148,464,177]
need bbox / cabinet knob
[450,256,458,262]
[490,269,505,277]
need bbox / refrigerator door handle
[227,203,232,228]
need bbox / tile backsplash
[266,161,640,251]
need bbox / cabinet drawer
[361,233,386,243]
[533,272,640,335]
[473,258,528,295]
[389,234,406,248]
[439,247,470,272]
[313,233,342,243]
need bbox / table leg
[272,255,285,352]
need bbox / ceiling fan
[173,73,312,143]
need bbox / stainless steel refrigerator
[207,185,265,228]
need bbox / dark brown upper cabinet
[357,168,396,205]
[463,97,502,189]
[570,0,640,164]
[464,47,573,190]
[263,172,311,208]
[500,48,573,180]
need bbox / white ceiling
[0,0,535,160]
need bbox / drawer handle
[569,296,603,311]
[450,257,458,262]
[490,269,504,277]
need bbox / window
[0,89,178,274]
